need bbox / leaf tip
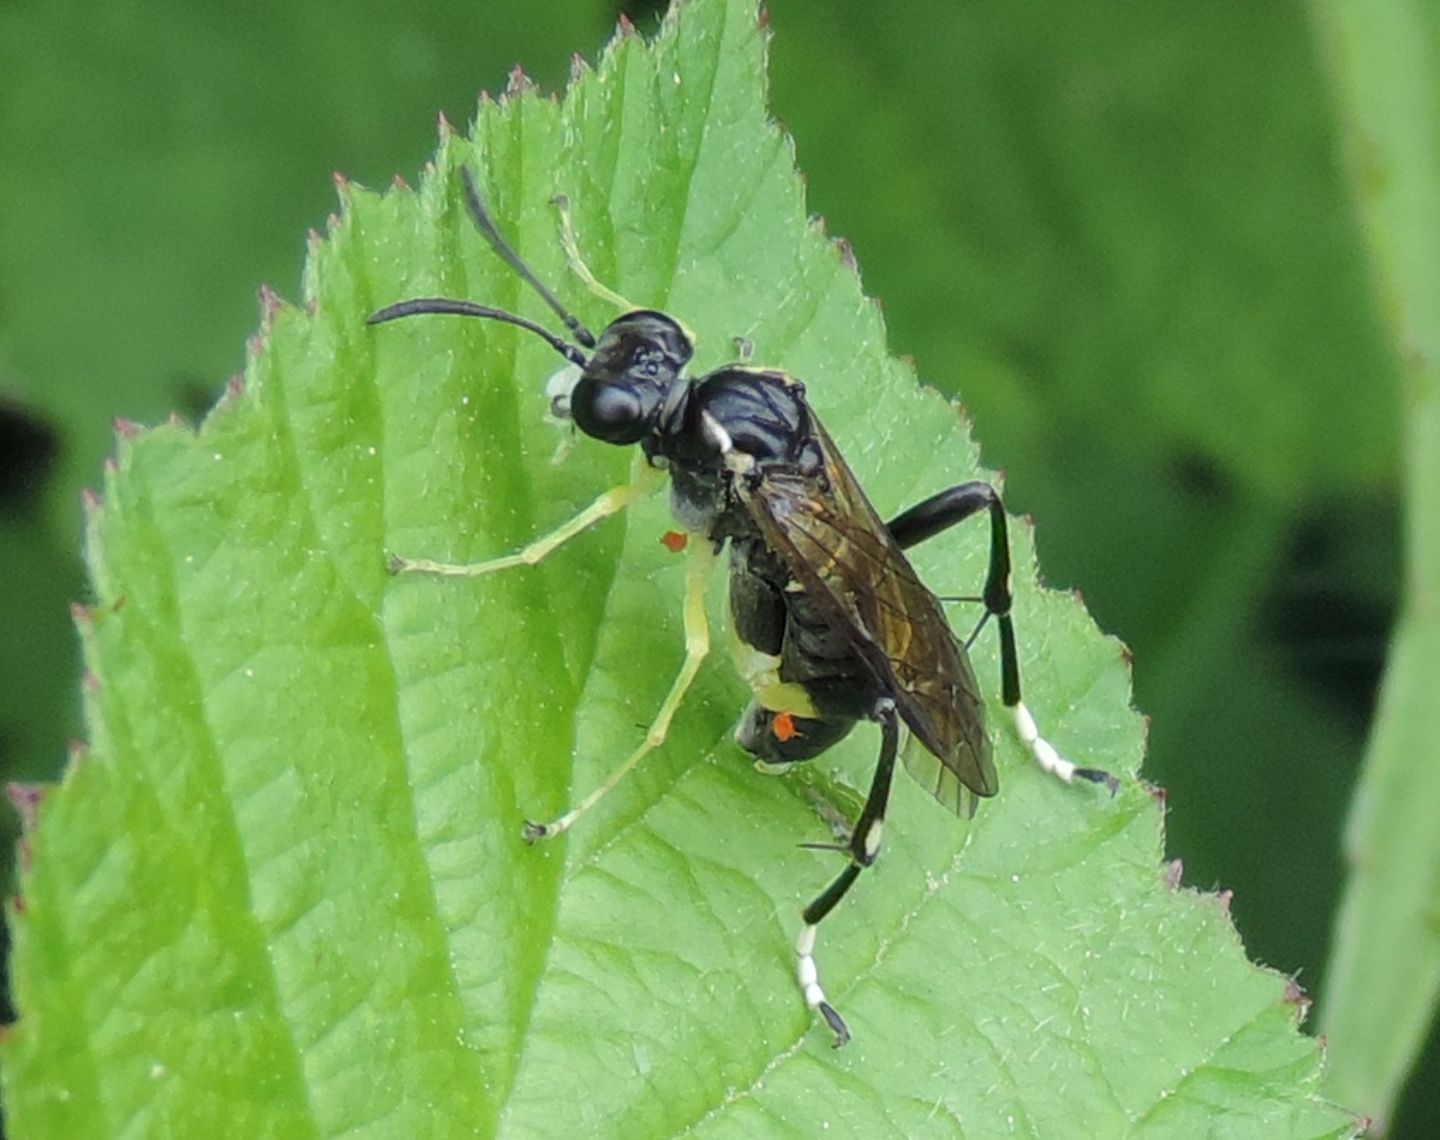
[112,417,142,440]
[616,11,637,37]
[80,486,102,514]
[437,109,456,136]
[391,172,411,192]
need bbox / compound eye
[573,380,649,444]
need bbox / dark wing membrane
[736,420,998,807]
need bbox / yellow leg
[386,463,662,578]
[551,193,639,313]
[524,539,716,840]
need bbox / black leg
[887,480,1010,615]
[886,480,996,550]
[886,483,1117,792]
[795,699,900,1047]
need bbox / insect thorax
[652,366,823,540]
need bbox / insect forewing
[737,419,998,809]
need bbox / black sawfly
[370,166,1118,1047]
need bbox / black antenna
[366,166,598,367]
[367,298,588,367]
[457,167,597,350]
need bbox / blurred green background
[0,0,1427,1133]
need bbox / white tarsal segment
[794,924,829,1010]
[1012,701,1077,783]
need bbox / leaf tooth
[504,64,534,98]
[1283,976,1313,1025]
[257,283,285,324]
[1163,858,1185,890]
[7,782,49,835]
[6,781,48,872]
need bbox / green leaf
[3,0,1354,1134]
[1313,0,1440,1130]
